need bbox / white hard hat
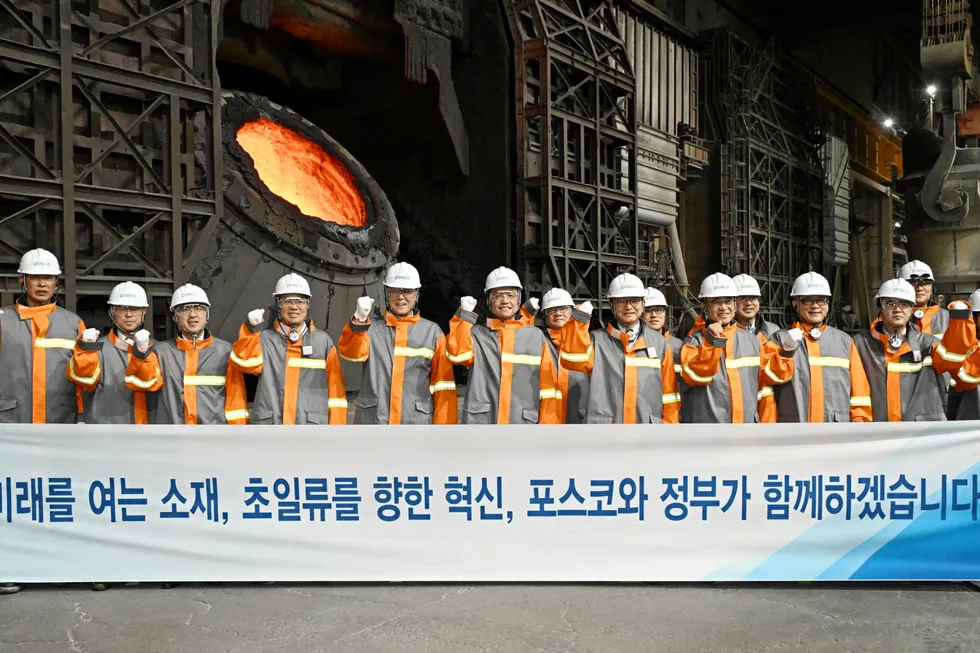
[790,272,832,297]
[541,288,573,310]
[108,281,149,308]
[699,273,738,299]
[732,273,761,297]
[383,262,421,289]
[18,248,61,276]
[170,283,210,310]
[898,260,934,281]
[644,287,668,308]
[969,288,980,311]
[875,278,916,304]
[484,266,522,292]
[607,273,645,298]
[274,273,312,298]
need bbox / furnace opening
[235,117,367,228]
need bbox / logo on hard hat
[120,292,138,299]
[394,275,410,281]
[807,283,822,289]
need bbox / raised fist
[782,327,804,351]
[577,301,594,315]
[460,296,477,312]
[528,297,540,312]
[706,322,724,339]
[247,308,266,326]
[134,329,150,353]
[354,296,374,322]
[81,328,100,343]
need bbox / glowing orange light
[235,117,367,228]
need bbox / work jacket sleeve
[337,318,371,363]
[661,345,680,424]
[557,307,594,374]
[932,305,978,375]
[680,332,725,386]
[760,338,795,386]
[537,341,561,424]
[229,317,266,375]
[325,346,348,425]
[952,347,980,390]
[446,308,477,368]
[518,300,538,326]
[430,334,458,425]
[848,341,873,422]
[67,337,103,391]
[124,344,164,393]
[74,321,87,415]
[223,364,250,425]
[757,386,776,423]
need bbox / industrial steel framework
[0,0,222,329]
[705,30,823,321]
[504,0,639,305]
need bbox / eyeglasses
[280,298,309,307]
[799,297,829,307]
[113,306,143,314]
[706,298,735,307]
[881,298,914,309]
[175,303,207,314]
[645,306,667,315]
[908,277,933,287]
[386,288,418,298]
[545,306,572,315]
[611,298,643,308]
[490,290,519,301]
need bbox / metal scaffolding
[0,0,222,328]
[503,0,638,305]
[705,30,823,321]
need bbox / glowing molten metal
[236,117,367,227]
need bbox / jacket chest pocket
[462,400,492,425]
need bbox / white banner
[2,423,980,582]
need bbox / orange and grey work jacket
[130,334,249,425]
[851,308,975,422]
[912,303,949,337]
[447,308,560,424]
[680,323,776,423]
[0,302,84,423]
[558,313,680,424]
[543,327,589,424]
[760,324,872,423]
[740,315,781,343]
[68,330,164,424]
[229,316,347,425]
[338,310,457,425]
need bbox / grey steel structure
[704,30,824,321]
[0,0,222,329]
[504,0,639,306]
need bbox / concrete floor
[0,583,978,653]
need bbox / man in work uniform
[446,266,560,424]
[900,260,949,338]
[338,262,457,425]
[0,249,85,595]
[731,274,781,342]
[230,272,347,425]
[947,288,980,420]
[559,273,680,424]
[852,278,975,422]
[68,281,163,425]
[681,273,776,423]
[130,284,248,425]
[760,272,873,423]
[538,287,589,424]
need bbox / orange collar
[486,316,526,331]
[14,302,56,320]
[870,318,911,355]
[384,311,421,327]
[605,322,648,352]
[176,334,213,351]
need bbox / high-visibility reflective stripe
[673,364,682,374]
[501,352,541,366]
[726,356,760,369]
[624,357,660,368]
[809,356,850,368]
[224,409,250,421]
[935,344,966,362]
[763,360,792,383]
[446,350,473,364]
[935,332,946,339]
[429,381,457,394]
[394,346,434,359]
[958,367,980,384]
[887,359,933,373]
[184,375,226,386]
[560,348,592,363]
[68,359,100,385]
[35,337,75,349]
[288,358,327,369]
[683,364,715,383]
[328,398,349,408]
[125,375,159,389]
[757,386,773,400]
[339,353,368,363]
[230,351,263,368]
[922,356,933,367]
[662,392,681,404]
[539,389,562,400]
[849,396,872,407]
